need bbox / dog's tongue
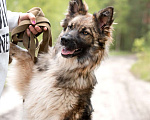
[61,48,75,55]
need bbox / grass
[131,50,150,82]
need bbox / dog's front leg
[8,43,34,96]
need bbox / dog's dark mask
[61,28,91,58]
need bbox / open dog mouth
[61,47,82,57]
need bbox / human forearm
[7,10,20,32]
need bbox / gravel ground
[1,55,150,120]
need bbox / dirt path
[92,55,150,120]
[1,55,150,120]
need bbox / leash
[11,7,52,63]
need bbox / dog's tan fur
[8,0,114,120]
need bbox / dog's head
[60,0,114,63]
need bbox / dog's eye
[67,24,73,29]
[82,31,90,35]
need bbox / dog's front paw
[9,43,18,57]
[9,43,32,60]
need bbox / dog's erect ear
[93,7,114,32]
[61,0,88,29]
[69,0,88,15]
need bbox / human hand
[18,13,47,36]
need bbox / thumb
[27,13,36,25]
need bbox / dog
[8,0,114,119]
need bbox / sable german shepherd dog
[9,0,114,119]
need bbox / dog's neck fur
[36,40,106,92]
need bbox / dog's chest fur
[23,49,97,120]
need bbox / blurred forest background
[7,0,150,81]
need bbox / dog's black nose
[61,36,70,45]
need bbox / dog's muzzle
[60,35,82,57]
[61,35,73,46]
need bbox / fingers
[19,13,48,37]
[27,29,30,36]
[27,25,47,36]
[43,27,47,31]
[35,25,43,32]
[27,25,40,35]
[26,13,47,31]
